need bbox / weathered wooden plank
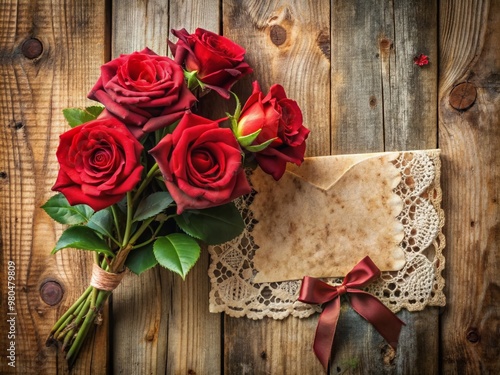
[112,0,169,55]
[439,0,500,373]
[383,0,438,151]
[331,0,385,154]
[332,0,438,154]
[330,1,440,374]
[0,1,108,374]
[166,251,222,374]
[223,0,330,373]
[110,1,222,374]
[110,4,172,372]
[111,3,170,373]
[224,315,322,374]
[331,1,440,374]
[167,3,223,373]
[224,0,331,158]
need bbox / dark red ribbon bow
[298,256,405,371]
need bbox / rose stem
[49,285,93,336]
[132,163,159,205]
[60,295,91,349]
[110,205,123,244]
[66,289,110,366]
[54,296,89,340]
[121,191,134,246]
[53,295,89,341]
[131,219,169,250]
[128,217,155,244]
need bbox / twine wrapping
[90,263,125,291]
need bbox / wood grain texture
[1,0,498,373]
[222,0,330,373]
[111,1,222,374]
[439,0,500,374]
[167,2,223,371]
[112,0,169,55]
[330,1,440,374]
[332,0,437,154]
[0,1,108,374]
[224,0,331,157]
[382,0,438,151]
[331,0,385,154]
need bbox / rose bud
[150,112,251,214]
[168,28,253,98]
[88,48,196,139]
[52,117,144,211]
[236,81,310,180]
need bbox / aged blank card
[208,150,445,319]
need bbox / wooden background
[1,0,499,374]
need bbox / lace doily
[208,150,445,319]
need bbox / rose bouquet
[43,28,309,367]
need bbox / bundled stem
[46,283,110,367]
[46,166,160,367]
[46,244,137,367]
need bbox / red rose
[150,112,251,214]
[237,81,310,180]
[88,48,196,138]
[52,117,144,211]
[168,28,253,98]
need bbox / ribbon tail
[349,291,405,348]
[313,297,341,371]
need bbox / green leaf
[184,69,200,91]
[238,128,262,147]
[85,106,104,118]
[228,114,238,133]
[230,91,242,121]
[244,137,277,152]
[41,193,94,225]
[125,243,158,275]
[87,209,114,238]
[153,233,200,279]
[62,106,104,127]
[175,203,245,245]
[51,226,114,257]
[133,192,173,222]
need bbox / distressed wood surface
[330,1,440,374]
[111,1,222,374]
[222,1,330,373]
[439,0,500,374]
[0,1,109,374]
[0,0,499,374]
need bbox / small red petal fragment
[413,54,429,67]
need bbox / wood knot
[270,25,287,46]
[317,29,330,60]
[10,121,24,130]
[145,331,156,341]
[21,38,43,59]
[369,96,377,107]
[466,328,480,343]
[145,325,158,342]
[449,82,477,111]
[40,280,64,306]
[379,38,392,50]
